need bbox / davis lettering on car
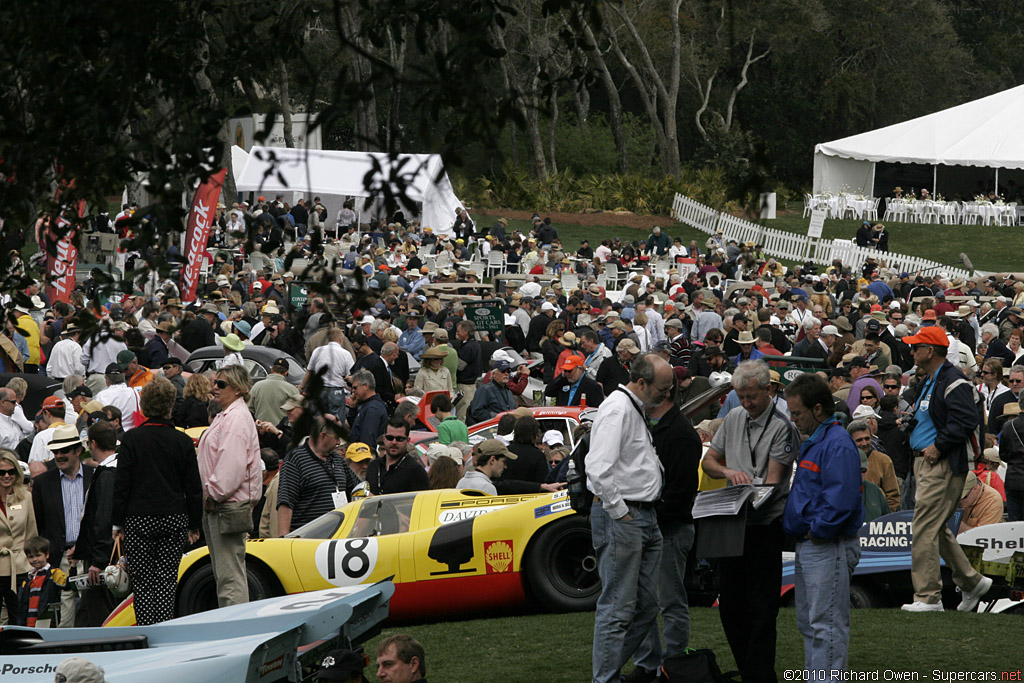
[484,540,514,574]
[438,506,501,524]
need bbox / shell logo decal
[483,540,513,574]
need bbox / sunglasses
[883,384,900,390]
[0,469,16,477]
[214,379,229,389]
[860,395,875,402]
[53,445,78,455]
[383,434,408,442]
[1010,379,1024,384]
[891,317,903,322]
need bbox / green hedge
[453,165,742,215]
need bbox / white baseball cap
[821,325,839,336]
[542,430,564,447]
[541,302,556,312]
[360,315,375,325]
[851,404,879,419]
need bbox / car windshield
[346,493,419,538]
[286,510,346,539]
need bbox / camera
[898,415,918,436]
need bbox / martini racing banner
[181,168,227,303]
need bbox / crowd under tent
[233,146,467,236]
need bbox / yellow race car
[106,488,595,625]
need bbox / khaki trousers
[202,503,251,608]
[56,555,77,628]
[910,456,982,604]
[456,383,476,422]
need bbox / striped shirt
[60,468,86,545]
[276,444,358,530]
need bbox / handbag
[217,501,254,535]
[103,537,132,598]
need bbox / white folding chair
[486,251,506,278]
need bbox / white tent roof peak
[815,84,1024,170]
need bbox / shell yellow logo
[484,540,513,574]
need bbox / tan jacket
[959,482,1004,534]
[865,450,900,512]
[259,473,280,539]
[0,488,38,582]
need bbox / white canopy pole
[870,162,877,196]
[932,165,937,195]
[995,168,1000,194]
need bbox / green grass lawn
[360,607,1022,681]
[502,210,1019,274]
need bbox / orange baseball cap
[921,309,937,321]
[560,355,585,372]
[41,395,64,411]
[902,326,948,347]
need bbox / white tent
[234,146,465,236]
[813,84,1024,195]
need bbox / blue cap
[492,360,512,372]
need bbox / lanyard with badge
[914,367,941,417]
[745,405,779,483]
[566,376,584,405]
[317,452,348,508]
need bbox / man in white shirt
[28,395,72,463]
[0,388,22,451]
[585,353,673,683]
[47,325,86,381]
[304,328,355,425]
[80,324,129,376]
[94,363,140,431]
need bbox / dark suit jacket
[358,354,397,410]
[33,464,96,568]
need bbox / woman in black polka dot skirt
[112,377,202,625]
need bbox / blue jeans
[323,387,348,426]
[590,504,663,683]
[631,523,695,671]
[794,537,860,676]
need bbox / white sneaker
[901,601,944,612]
[957,576,993,612]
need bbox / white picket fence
[671,194,971,280]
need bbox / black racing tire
[523,516,601,612]
[176,560,284,617]
[849,582,879,609]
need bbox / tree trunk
[337,4,379,152]
[385,24,408,154]
[547,88,559,177]
[278,60,295,148]
[602,0,682,177]
[579,15,627,173]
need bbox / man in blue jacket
[783,373,864,675]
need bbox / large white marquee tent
[813,84,1024,196]
[233,146,466,236]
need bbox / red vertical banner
[181,168,227,303]
[46,195,85,305]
